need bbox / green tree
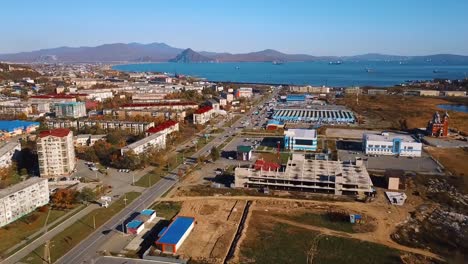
[210,147,220,161]
[77,187,96,204]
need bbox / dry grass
[337,95,468,132]
[426,147,468,177]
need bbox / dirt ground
[425,147,468,177]
[161,187,440,262]
[337,94,468,133]
[176,199,246,263]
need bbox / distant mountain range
[1,42,468,64]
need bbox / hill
[169,48,215,63]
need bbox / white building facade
[362,132,422,157]
[0,178,49,227]
[121,132,166,155]
[0,142,21,168]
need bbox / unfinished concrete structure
[234,154,373,195]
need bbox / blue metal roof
[267,119,284,125]
[126,220,144,229]
[156,216,194,245]
[0,120,40,132]
[141,209,155,216]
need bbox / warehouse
[284,129,317,151]
[286,94,306,102]
[140,209,157,222]
[362,132,422,157]
[235,154,373,195]
[155,216,195,254]
[272,108,355,124]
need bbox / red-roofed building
[146,120,179,136]
[37,128,76,178]
[193,106,214,125]
[254,159,281,172]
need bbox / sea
[112,61,468,87]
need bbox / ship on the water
[329,60,342,65]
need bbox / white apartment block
[235,87,253,98]
[78,120,154,134]
[37,128,76,178]
[121,132,166,155]
[46,119,79,129]
[362,132,422,157]
[0,178,49,227]
[79,90,114,101]
[54,102,87,118]
[289,86,330,94]
[0,142,21,168]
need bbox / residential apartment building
[362,132,422,157]
[221,92,234,103]
[193,106,214,125]
[0,141,21,168]
[78,120,154,134]
[0,178,49,227]
[54,102,87,118]
[289,86,330,94]
[146,120,179,137]
[120,102,198,111]
[121,132,166,155]
[106,109,186,121]
[37,128,76,178]
[46,119,78,129]
[74,134,106,147]
[0,103,31,115]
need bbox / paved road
[55,91,277,264]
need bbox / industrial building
[284,129,317,151]
[37,128,76,178]
[156,216,195,254]
[0,178,49,227]
[0,120,40,138]
[0,141,21,168]
[235,154,373,195]
[54,102,87,118]
[272,108,355,124]
[286,94,306,102]
[362,132,422,157]
[140,209,157,222]
[121,132,166,155]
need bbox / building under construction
[234,154,373,195]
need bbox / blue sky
[1,0,468,55]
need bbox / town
[0,61,467,264]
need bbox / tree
[51,189,77,208]
[210,147,220,161]
[77,187,96,204]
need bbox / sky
[1,0,468,56]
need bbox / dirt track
[159,195,441,261]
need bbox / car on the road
[228,156,234,160]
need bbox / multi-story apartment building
[234,87,253,98]
[37,128,76,178]
[120,102,198,111]
[193,106,214,125]
[289,86,330,94]
[54,102,87,118]
[78,120,154,134]
[46,119,79,129]
[146,120,179,137]
[121,132,166,155]
[0,178,49,227]
[0,142,21,168]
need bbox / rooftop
[364,132,417,143]
[121,102,198,108]
[0,177,46,199]
[237,145,252,153]
[0,141,20,157]
[141,209,156,216]
[284,129,317,139]
[0,120,40,132]
[122,132,165,151]
[194,106,213,114]
[30,94,76,99]
[156,216,195,245]
[39,128,71,138]
[146,120,178,134]
[126,220,144,229]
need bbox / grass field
[21,192,141,264]
[150,202,182,220]
[284,212,355,233]
[338,94,468,133]
[0,206,71,256]
[134,169,163,187]
[240,222,401,264]
[426,147,468,192]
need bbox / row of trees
[51,187,96,209]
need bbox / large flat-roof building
[284,129,317,151]
[0,178,49,227]
[235,154,373,195]
[37,128,76,178]
[362,132,422,157]
[272,108,355,124]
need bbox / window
[295,139,314,146]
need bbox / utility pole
[93,215,96,229]
[132,173,135,185]
[42,207,52,264]
[124,195,128,206]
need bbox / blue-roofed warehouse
[126,220,145,235]
[155,216,195,254]
[0,120,40,133]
